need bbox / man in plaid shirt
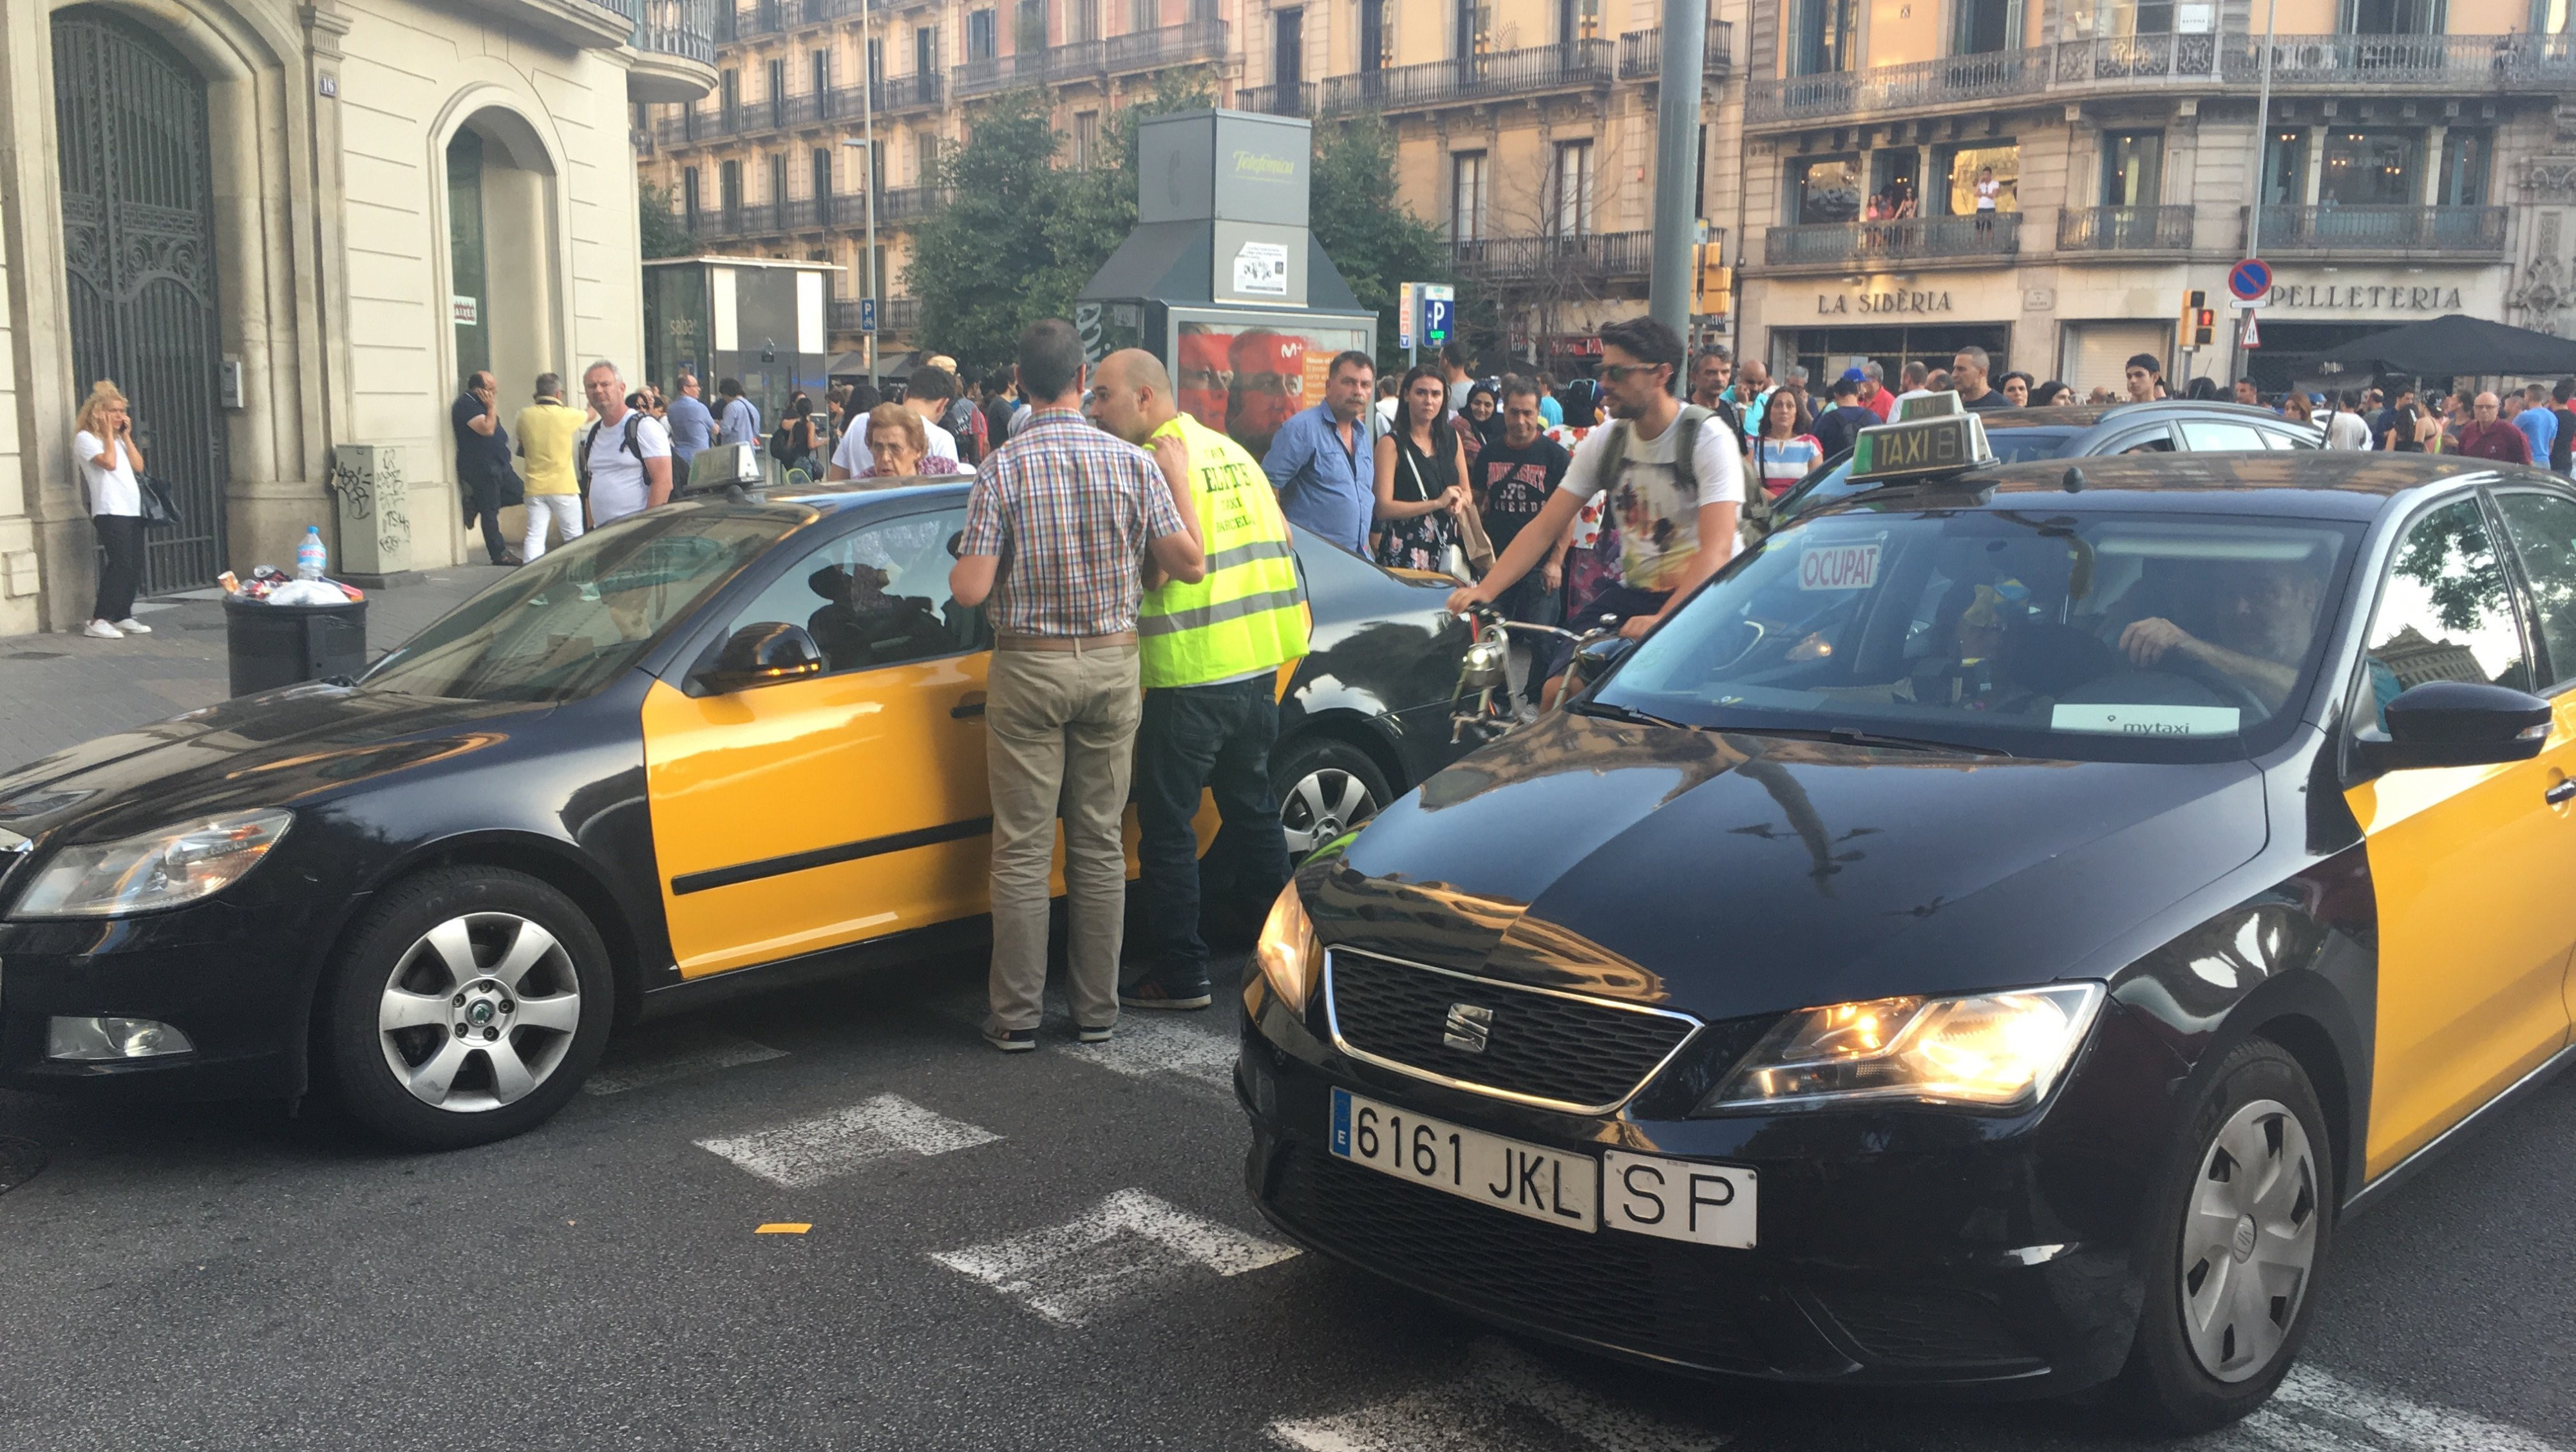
[951,319,1205,1051]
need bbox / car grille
[1265,1145,1766,1371]
[1323,949,1699,1111]
[1809,1288,2037,1369]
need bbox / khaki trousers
[983,640,1142,1035]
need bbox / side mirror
[2362,679,2552,772]
[698,623,825,693]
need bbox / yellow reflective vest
[1139,413,1311,690]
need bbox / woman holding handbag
[71,380,151,640]
[1372,364,1475,577]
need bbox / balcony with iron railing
[2056,203,2196,253]
[2247,203,2508,256]
[655,73,943,147]
[828,297,924,335]
[1615,21,1734,79]
[1236,80,1316,116]
[1763,212,2022,268]
[1318,41,1614,115]
[1751,30,2576,126]
[1448,229,1699,285]
[955,19,1231,96]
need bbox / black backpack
[576,412,645,500]
[769,420,800,463]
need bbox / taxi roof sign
[1893,390,1965,422]
[1848,408,1995,486]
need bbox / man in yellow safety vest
[1088,348,1311,1010]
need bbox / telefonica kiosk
[1075,109,1377,460]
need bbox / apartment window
[2063,0,2213,35]
[2344,0,2443,33]
[1451,149,1486,240]
[1792,0,1855,74]
[813,147,834,201]
[2321,127,2420,205]
[1132,0,1159,31]
[1072,0,1099,41]
[917,25,940,71]
[1276,8,1306,86]
[770,153,789,220]
[915,131,940,185]
[2439,127,2492,205]
[1790,153,1862,224]
[1548,140,1593,236]
[1694,124,1708,219]
[1937,142,2018,215]
[768,59,786,126]
[1359,0,1388,70]
[867,37,884,82]
[1866,148,1920,212]
[1952,0,2018,54]
[2101,129,2164,207]
[969,8,997,57]
[683,165,702,219]
[1074,110,1101,169]
[1455,0,1492,56]
[1557,0,1600,42]
[721,158,744,216]
[720,68,741,119]
[2262,127,2307,205]
[1016,0,1048,51]
[811,49,830,97]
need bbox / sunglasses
[1600,362,1665,383]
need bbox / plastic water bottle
[297,525,328,581]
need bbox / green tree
[639,180,694,260]
[1308,115,1452,375]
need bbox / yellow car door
[643,505,994,979]
[2490,486,2576,1024]
[2345,493,2576,1179]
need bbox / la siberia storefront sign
[1817,290,1954,315]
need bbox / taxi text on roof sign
[1850,402,1994,487]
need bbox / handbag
[137,473,182,529]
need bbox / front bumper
[1236,978,2178,1395]
[0,890,354,1101]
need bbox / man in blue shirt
[715,377,761,448]
[2514,382,2559,467]
[666,371,715,480]
[1261,350,1377,556]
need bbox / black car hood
[1316,712,2268,1023]
[0,686,549,843]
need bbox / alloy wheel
[1282,768,1376,858]
[2179,1097,2320,1382]
[374,912,584,1113]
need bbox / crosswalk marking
[929,1187,1299,1326]
[1064,1012,1237,1091]
[1269,1339,1723,1452]
[584,1032,786,1095]
[696,1093,999,1189]
[2223,1364,2567,1451]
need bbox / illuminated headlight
[1699,983,2103,1115]
[1254,884,1319,1014]
[8,809,294,919]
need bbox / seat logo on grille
[1442,1003,1493,1054]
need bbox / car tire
[321,866,613,1151]
[2115,1036,2334,1433]
[1273,735,1392,865]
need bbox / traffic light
[2194,303,2216,348]
[2178,289,2208,350]
[1692,243,1731,317]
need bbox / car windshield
[1779,428,2079,518]
[362,507,809,702]
[1594,509,2362,762]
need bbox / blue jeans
[1132,675,1290,981]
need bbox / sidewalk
[0,565,513,770]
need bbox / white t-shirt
[584,410,673,524]
[829,418,963,476]
[2324,411,2374,451]
[1556,408,1747,594]
[73,430,140,517]
[1975,178,2001,212]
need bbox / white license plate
[1330,1089,1598,1232]
[1602,1150,1758,1249]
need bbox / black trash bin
[223,594,368,697]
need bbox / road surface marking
[1271,1339,1723,1452]
[696,1093,999,1189]
[929,1187,1298,1326]
[1065,1012,1237,1090]
[754,1223,811,1234]
[584,1032,786,1095]
[2226,1364,2567,1451]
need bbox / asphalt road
[1,950,2568,1452]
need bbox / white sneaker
[83,619,123,639]
[113,618,153,634]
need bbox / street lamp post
[842,0,879,390]
[2233,0,2278,388]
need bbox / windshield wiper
[1728,725,2016,759]
[1573,700,1695,731]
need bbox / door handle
[2548,778,2576,807]
[951,692,987,719]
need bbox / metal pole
[1647,0,1710,385]
[2232,0,2277,388]
[862,0,880,390]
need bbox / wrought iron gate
[53,6,229,593]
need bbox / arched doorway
[445,108,562,413]
[52,5,229,593]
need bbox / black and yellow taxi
[1236,410,2576,1430]
[0,482,1472,1147]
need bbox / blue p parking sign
[859,297,878,334]
[1422,296,1453,348]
